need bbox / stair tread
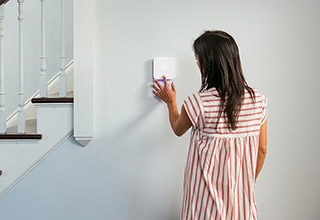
[0,133,42,139]
[31,97,74,103]
[2,119,41,140]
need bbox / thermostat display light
[153,57,176,81]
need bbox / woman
[152,30,267,220]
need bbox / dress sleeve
[183,93,204,129]
[260,94,268,125]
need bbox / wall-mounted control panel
[153,57,175,81]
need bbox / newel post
[74,0,94,146]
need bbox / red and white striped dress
[181,87,267,220]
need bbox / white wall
[0,1,320,220]
[3,0,73,118]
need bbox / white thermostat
[153,57,176,81]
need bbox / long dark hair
[193,30,255,130]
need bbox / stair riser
[36,103,73,135]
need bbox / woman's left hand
[152,75,176,105]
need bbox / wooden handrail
[0,0,9,6]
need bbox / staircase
[0,0,75,197]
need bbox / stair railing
[17,0,24,133]
[0,4,5,133]
[40,0,47,97]
[0,0,68,134]
[59,0,66,97]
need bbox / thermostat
[153,57,175,81]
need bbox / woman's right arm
[255,120,267,181]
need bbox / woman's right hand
[152,75,176,105]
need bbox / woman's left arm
[152,76,192,137]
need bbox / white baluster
[17,0,25,133]
[40,0,47,97]
[0,5,6,134]
[59,0,66,97]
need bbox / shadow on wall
[99,59,161,143]
[88,59,181,219]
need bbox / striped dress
[181,87,267,220]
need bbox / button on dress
[181,87,267,220]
